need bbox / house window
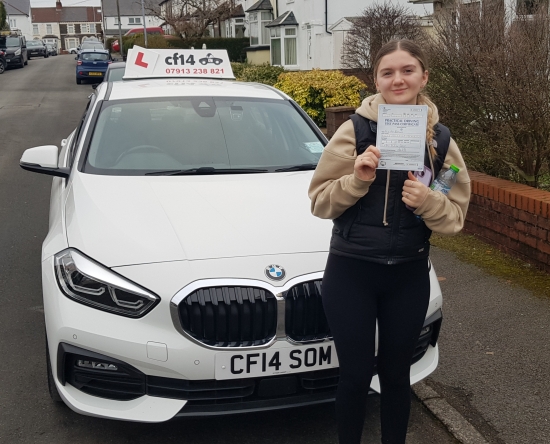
[249,11,272,46]
[68,24,75,34]
[47,24,52,34]
[270,27,281,65]
[9,19,16,28]
[33,24,39,35]
[284,27,297,65]
[81,24,89,33]
[271,26,297,66]
[129,17,141,25]
[66,37,79,49]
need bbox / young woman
[308,40,471,443]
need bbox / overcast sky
[29,0,433,15]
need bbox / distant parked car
[76,49,112,84]
[27,40,48,59]
[68,47,78,54]
[77,41,104,56]
[0,33,28,68]
[46,44,57,56]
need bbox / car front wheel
[0,61,5,74]
[19,57,24,68]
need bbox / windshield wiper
[275,163,317,172]
[145,167,268,176]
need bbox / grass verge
[431,233,550,298]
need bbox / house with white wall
[101,0,163,40]
[3,0,32,40]
[239,0,432,70]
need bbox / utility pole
[140,0,147,48]
[116,0,124,60]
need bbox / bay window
[249,11,273,46]
[270,26,297,67]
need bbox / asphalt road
[0,55,458,443]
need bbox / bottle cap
[450,164,460,173]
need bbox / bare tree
[427,0,550,187]
[341,1,425,80]
[146,0,232,39]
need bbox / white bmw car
[20,49,443,422]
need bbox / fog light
[419,326,431,336]
[77,359,118,371]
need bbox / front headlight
[14,48,21,56]
[54,249,159,318]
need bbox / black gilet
[329,114,451,264]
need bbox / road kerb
[413,381,489,444]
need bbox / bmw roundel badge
[265,264,286,281]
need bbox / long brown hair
[373,40,437,157]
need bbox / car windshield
[105,67,125,82]
[84,97,325,175]
[82,52,109,61]
[0,37,20,47]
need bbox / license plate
[215,343,338,380]
[88,72,103,76]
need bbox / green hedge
[232,62,286,86]
[167,38,249,62]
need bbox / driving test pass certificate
[375,104,428,171]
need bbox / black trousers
[321,254,431,444]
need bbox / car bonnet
[65,171,333,268]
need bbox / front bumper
[5,55,22,66]
[43,254,442,422]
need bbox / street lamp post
[140,0,148,48]
[116,0,124,59]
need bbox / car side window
[69,96,96,168]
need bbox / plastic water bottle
[430,164,460,195]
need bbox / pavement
[414,246,550,444]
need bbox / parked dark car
[27,40,48,59]
[76,49,112,84]
[0,34,28,68]
[0,49,6,74]
[46,44,57,56]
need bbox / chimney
[56,1,62,10]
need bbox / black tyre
[44,54,48,58]
[76,78,82,84]
[46,338,63,403]
[19,57,24,68]
[24,57,28,65]
[0,61,5,74]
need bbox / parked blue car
[76,49,112,84]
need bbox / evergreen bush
[275,70,367,126]
[234,63,285,86]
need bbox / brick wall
[325,106,355,139]
[466,172,550,273]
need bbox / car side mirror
[92,83,99,90]
[20,145,70,178]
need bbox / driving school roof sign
[124,46,235,80]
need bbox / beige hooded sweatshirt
[308,94,470,235]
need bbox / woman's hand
[403,171,429,209]
[354,145,381,181]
